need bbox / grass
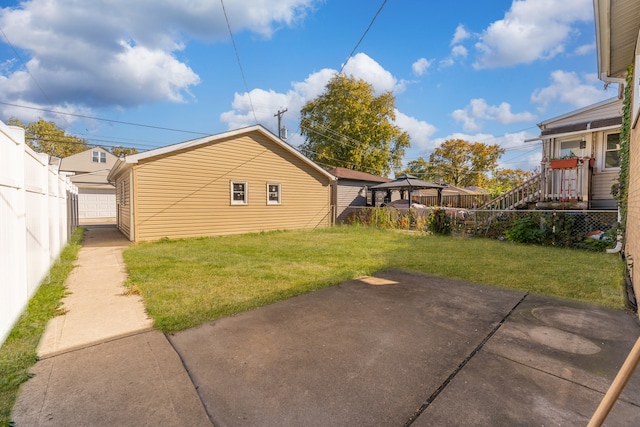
[0,227,85,427]
[122,226,627,333]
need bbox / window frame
[267,183,281,205]
[92,151,107,163]
[230,181,248,205]
[119,181,127,206]
[603,132,621,170]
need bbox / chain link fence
[340,206,619,251]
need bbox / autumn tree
[426,139,504,188]
[299,74,410,176]
[404,157,440,182]
[110,146,138,157]
[485,168,533,197]
[7,117,88,157]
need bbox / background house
[529,97,622,209]
[108,125,335,242]
[594,0,640,308]
[60,147,118,223]
[483,98,622,210]
[327,167,391,223]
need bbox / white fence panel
[0,121,78,347]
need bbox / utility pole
[274,108,288,140]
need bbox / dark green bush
[505,216,545,244]
[427,209,451,235]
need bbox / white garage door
[78,188,116,219]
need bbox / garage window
[119,182,127,206]
[267,183,281,205]
[231,181,248,205]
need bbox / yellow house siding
[115,172,132,240]
[132,132,332,241]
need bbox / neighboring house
[107,125,336,242]
[60,147,118,222]
[483,98,622,210]
[326,166,391,223]
[530,97,622,210]
[594,0,640,307]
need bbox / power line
[0,101,212,136]
[220,0,257,124]
[338,0,388,75]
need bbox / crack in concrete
[403,292,529,426]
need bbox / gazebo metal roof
[369,174,445,191]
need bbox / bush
[427,209,451,235]
[505,216,545,244]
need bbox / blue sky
[0,0,618,175]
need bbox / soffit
[608,0,640,77]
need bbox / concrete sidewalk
[12,225,211,426]
[11,226,640,426]
[36,225,153,357]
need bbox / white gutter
[524,124,621,142]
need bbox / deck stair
[479,173,542,210]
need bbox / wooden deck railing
[479,172,542,210]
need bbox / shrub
[427,209,451,235]
[505,216,545,244]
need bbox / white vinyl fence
[0,121,78,347]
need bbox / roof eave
[115,125,336,183]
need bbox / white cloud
[220,55,437,149]
[531,70,614,110]
[451,45,468,58]
[0,0,318,112]
[473,0,593,69]
[342,53,404,94]
[438,57,455,69]
[412,58,433,76]
[394,111,437,151]
[451,24,471,45]
[574,43,595,56]
[452,99,536,132]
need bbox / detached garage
[61,148,118,222]
[108,125,336,242]
[77,184,117,219]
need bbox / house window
[119,181,126,206]
[92,151,106,163]
[604,133,620,169]
[267,183,281,205]
[231,181,248,205]
[559,140,581,158]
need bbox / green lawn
[122,226,626,333]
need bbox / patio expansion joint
[164,332,216,426]
[402,292,529,427]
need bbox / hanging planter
[550,157,579,169]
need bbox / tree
[485,168,533,198]
[299,74,410,176]
[7,117,88,158]
[427,139,504,188]
[403,157,440,182]
[110,146,138,157]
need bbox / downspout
[607,205,623,253]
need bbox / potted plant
[549,152,579,169]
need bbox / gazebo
[370,174,445,207]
